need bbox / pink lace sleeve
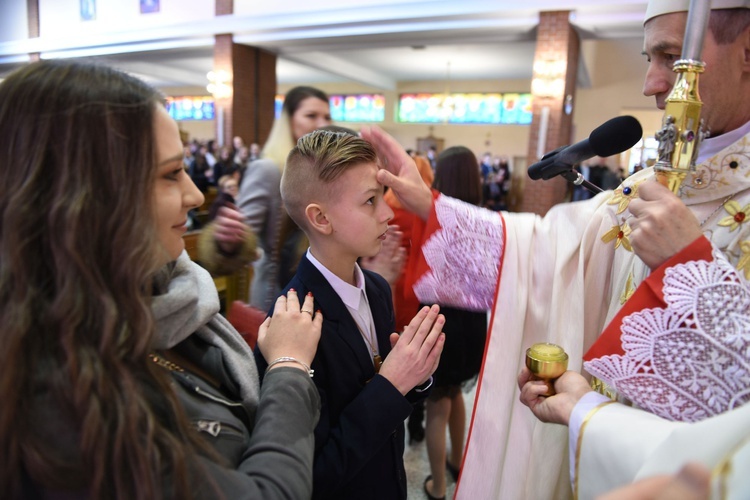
[412,195,504,310]
[584,247,750,422]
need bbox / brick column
[215,0,232,16]
[212,35,277,147]
[515,11,579,215]
[27,0,40,61]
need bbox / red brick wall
[27,0,40,61]
[27,0,39,37]
[231,43,277,146]
[213,34,233,146]
[216,0,232,16]
[213,35,277,147]
[516,11,580,216]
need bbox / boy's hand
[379,305,445,395]
[361,126,433,221]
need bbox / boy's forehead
[337,161,381,187]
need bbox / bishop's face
[642,11,749,136]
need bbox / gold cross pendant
[373,354,382,373]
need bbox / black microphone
[528,115,643,181]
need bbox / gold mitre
[645,0,750,23]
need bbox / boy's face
[323,162,394,260]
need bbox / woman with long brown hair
[0,60,322,499]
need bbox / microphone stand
[560,170,603,195]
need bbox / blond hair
[261,86,330,170]
[281,130,377,230]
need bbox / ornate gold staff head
[648,0,714,194]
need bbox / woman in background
[237,86,332,309]
[422,147,488,500]
[0,60,322,499]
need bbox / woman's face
[290,96,331,141]
[152,106,204,264]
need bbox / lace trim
[413,195,504,310]
[584,248,750,422]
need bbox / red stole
[403,189,441,304]
[584,235,714,361]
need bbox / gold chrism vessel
[526,343,568,397]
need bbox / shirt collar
[306,249,365,311]
[697,119,750,164]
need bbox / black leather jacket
[24,336,320,499]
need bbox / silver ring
[301,309,313,316]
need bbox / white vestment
[575,398,750,500]
[409,122,750,499]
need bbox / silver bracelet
[266,356,314,378]
[414,375,433,393]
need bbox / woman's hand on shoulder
[257,289,322,371]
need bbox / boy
[256,129,445,499]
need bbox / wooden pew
[183,230,252,313]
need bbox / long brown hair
[0,60,205,498]
[433,146,482,206]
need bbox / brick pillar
[515,11,579,215]
[213,35,277,147]
[27,0,40,61]
[215,0,232,16]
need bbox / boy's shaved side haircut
[281,129,378,229]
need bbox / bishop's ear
[305,203,332,235]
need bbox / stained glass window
[329,94,385,122]
[166,96,215,121]
[398,92,532,125]
[275,93,385,122]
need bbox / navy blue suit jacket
[256,255,426,500]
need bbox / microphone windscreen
[589,115,643,157]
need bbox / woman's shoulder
[242,158,282,186]
[247,158,280,172]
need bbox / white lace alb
[585,248,750,422]
[413,195,504,310]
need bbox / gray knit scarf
[151,251,260,422]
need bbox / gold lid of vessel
[526,343,568,380]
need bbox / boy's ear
[305,203,332,235]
